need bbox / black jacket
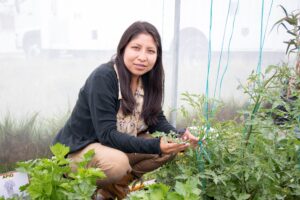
[53,61,177,154]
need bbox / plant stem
[241,71,278,193]
[244,71,278,146]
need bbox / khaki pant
[68,133,175,187]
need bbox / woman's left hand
[181,129,199,147]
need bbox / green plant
[150,64,300,199]
[15,143,105,200]
[128,177,201,200]
[273,5,300,57]
[206,66,300,199]
[152,131,189,145]
[273,5,300,96]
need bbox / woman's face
[123,33,158,80]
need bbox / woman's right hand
[159,137,190,154]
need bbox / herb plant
[128,177,201,200]
[16,143,105,200]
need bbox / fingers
[182,131,199,142]
[179,130,200,149]
[160,129,203,154]
[160,140,190,154]
[168,142,190,153]
[190,141,198,148]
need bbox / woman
[53,21,198,200]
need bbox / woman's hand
[159,138,190,154]
[181,128,199,147]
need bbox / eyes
[130,45,157,55]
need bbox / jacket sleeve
[148,111,186,136]
[86,70,161,154]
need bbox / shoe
[93,188,114,200]
[102,173,135,200]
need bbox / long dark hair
[114,21,164,126]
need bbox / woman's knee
[69,143,132,185]
[92,145,132,182]
[108,153,132,181]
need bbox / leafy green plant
[128,177,201,200]
[273,5,300,97]
[16,143,105,200]
[273,5,299,57]
[152,131,189,145]
[207,66,300,199]
[150,64,300,199]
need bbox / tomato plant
[132,64,300,200]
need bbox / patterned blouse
[113,65,148,137]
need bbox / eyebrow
[130,43,156,50]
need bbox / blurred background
[0,0,299,121]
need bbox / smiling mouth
[134,64,146,68]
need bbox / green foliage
[153,131,189,144]
[179,93,222,127]
[149,64,300,199]
[273,5,300,56]
[15,143,105,200]
[128,177,201,200]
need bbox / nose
[137,51,147,62]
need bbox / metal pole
[170,0,181,126]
